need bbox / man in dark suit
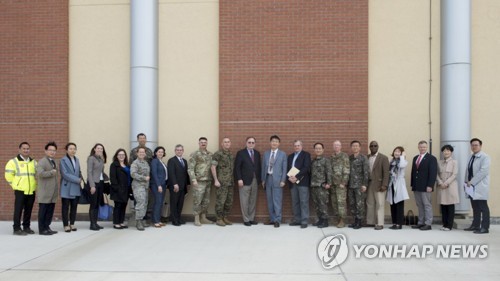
[366,141,390,230]
[167,144,190,226]
[287,140,311,228]
[234,137,261,226]
[410,140,437,231]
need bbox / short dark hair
[270,135,280,142]
[153,146,165,158]
[199,137,208,142]
[350,140,361,147]
[391,146,405,157]
[470,138,482,145]
[19,142,30,149]
[137,133,146,139]
[65,142,77,150]
[313,142,324,149]
[441,144,454,152]
[45,141,57,150]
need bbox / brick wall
[220,0,368,222]
[0,1,69,220]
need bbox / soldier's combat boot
[194,215,201,226]
[318,219,329,228]
[348,218,357,228]
[200,213,214,224]
[353,218,362,229]
[216,219,226,227]
[223,217,233,225]
[337,218,345,228]
[136,220,145,231]
[313,218,323,227]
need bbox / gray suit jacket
[36,156,58,203]
[261,149,287,187]
[60,155,82,199]
[464,151,490,200]
[87,155,109,187]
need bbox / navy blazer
[287,150,311,187]
[167,156,190,189]
[410,153,438,192]
[150,158,168,188]
[234,148,262,186]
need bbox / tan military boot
[200,213,214,224]
[337,218,345,228]
[216,219,226,227]
[194,215,201,226]
[223,217,233,225]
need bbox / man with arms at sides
[36,142,59,235]
[366,141,390,230]
[5,142,37,236]
[464,138,491,234]
[234,137,262,226]
[167,144,190,226]
[211,137,235,226]
[410,140,438,231]
[330,140,350,228]
[347,140,369,230]
[261,135,287,228]
[188,137,214,226]
[287,140,311,228]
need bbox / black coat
[167,156,190,189]
[234,148,262,185]
[109,161,131,203]
[410,153,438,192]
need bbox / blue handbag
[98,194,113,220]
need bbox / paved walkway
[0,221,498,281]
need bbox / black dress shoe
[39,230,52,236]
[243,222,252,226]
[411,224,425,229]
[48,228,58,234]
[464,226,480,231]
[23,228,35,234]
[113,225,123,229]
[179,219,186,225]
[301,224,308,229]
[250,221,258,225]
[274,222,280,228]
[96,224,104,229]
[289,222,301,226]
[473,228,489,234]
[120,225,128,229]
[13,229,28,236]
[390,224,402,230]
[420,225,432,231]
[172,222,181,226]
[90,225,100,231]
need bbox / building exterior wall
[1,0,499,220]
[0,0,69,220]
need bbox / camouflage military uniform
[131,159,150,220]
[348,154,369,220]
[330,152,350,219]
[212,149,234,220]
[310,156,333,220]
[130,146,154,164]
[188,149,213,215]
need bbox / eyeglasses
[370,145,378,147]
[247,141,255,144]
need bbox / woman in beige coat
[437,144,459,231]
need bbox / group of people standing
[4,133,490,235]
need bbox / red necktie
[416,155,423,168]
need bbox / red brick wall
[220,0,368,221]
[0,1,69,220]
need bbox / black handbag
[78,180,91,205]
[405,210,418,225]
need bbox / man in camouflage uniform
[130,133,154,164]
[211,137,234,226]
[347,140,369,229]
[330,140,350,228]
[188,137,213,226]
[310,143,333,228]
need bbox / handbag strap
[406,210,414,216]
